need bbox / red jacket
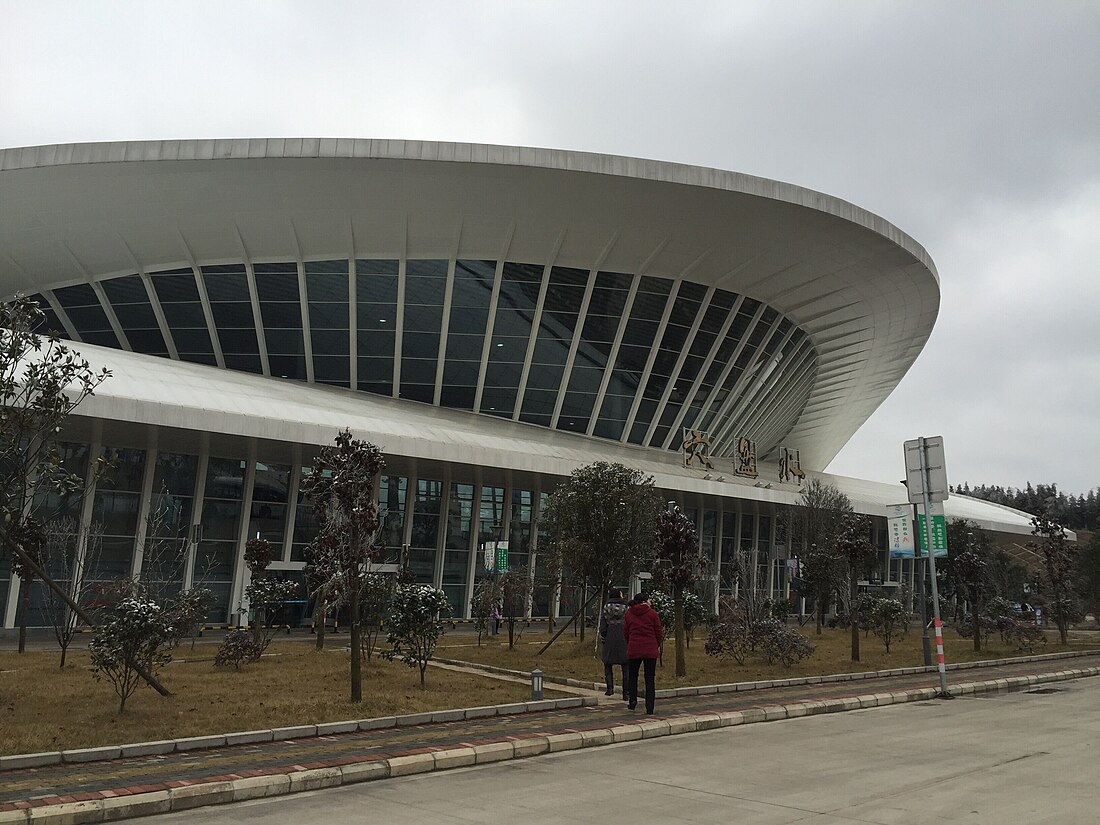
[623,602,664,659]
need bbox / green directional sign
[916,509,948,557]
[495,541,509,573]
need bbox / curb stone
[8,667,1096,823]
[6,651,1091,772]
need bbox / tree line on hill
[953,481,1099,532]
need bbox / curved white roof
[0,139,940,468]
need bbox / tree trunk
[18,571,32,653]
[815,599,823,635]
[59,644,67,668]
[971,601,981,652]
[350,572,362,703]
[849,573,860,662]
[594,583,607,658]
[313,598,326,650]
[674,582,686,678]
[578,580,587,643]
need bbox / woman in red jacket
[622,592,664,714]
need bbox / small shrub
[89,595,176,713]
[761,626,815,667]
[1003,620,1046,652]
[704,622,750,665]
[214,629,264,669]
[866,597,908,652]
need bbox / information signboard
[886,503,916,558]
[915,501,949,557]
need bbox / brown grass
[0,641,555,755]
[436,625,1098,687]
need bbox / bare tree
[40,517,104,667]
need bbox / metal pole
[913,500,931,666]
[918,437,952,698]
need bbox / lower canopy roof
[62,342,1040,538]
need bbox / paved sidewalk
[2,653,1098,822]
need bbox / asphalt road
[140,676,1099,825]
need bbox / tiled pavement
[2,652,1099,816]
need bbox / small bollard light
[531,668,544,701]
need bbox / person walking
[623,592,664,714]
[599,590,629,697]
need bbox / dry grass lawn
[437,624,1098,687]
[0,640,553,756]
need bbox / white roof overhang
[51,342,1039,539]
[0,138,940,468]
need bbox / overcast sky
[2,1,1097,494]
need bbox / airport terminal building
[0,139,1037,626]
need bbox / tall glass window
[291,466,320,563]
[377,474,407,565]
[400,260,447,403]
[559,271,631,433]
[197,456,245,620]
[100,276,169,356]
[441,260,495,410]
[521,267,589,427]
[89,446,146,582]
[481,262,542,417]
[740,512,756,592]
[442,482,475,614]
[533,491,552,615]
[720,512,737,595]
[201,265,262,374]
[26,443,89,627]
[478,485,506,573]
[250,462,290,557]
[305,260,350,386]
[146,452,198,594]
[594,276,673,441]
[356,259,399,396]
[630,281,706,443]
[652,289,737,446]
[151,269,217,365]
[255,262,306,380]
[757,515,772,594]
[508,489,534,573]
[52,283,119,349]
[25,293,66,338]
[409,478,443,582]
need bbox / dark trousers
[604,662,626,696]
[626,657,657,713]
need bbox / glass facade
[25,258,815,460]
[2,437,898,629]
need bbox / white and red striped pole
[933,616,947,674]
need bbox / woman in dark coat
[622,592,664,714]
[599,590,628,697]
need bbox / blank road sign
[903,436,949,503]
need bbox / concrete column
[229,444,259,626]
[130,436,160,580]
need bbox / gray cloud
[2,0,1097,491]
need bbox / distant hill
[953,482,1099,532]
